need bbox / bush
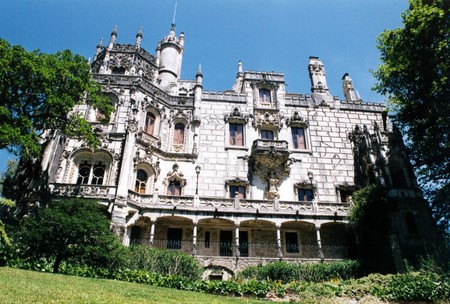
[237,260,362,283]
[124,245,201,279]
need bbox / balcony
[50,183,117,200]
[131,239,348,260]
[249,139,291,180]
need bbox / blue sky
[0,0,408,174]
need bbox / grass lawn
[0,267,266,304]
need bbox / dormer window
[259,89,271,104]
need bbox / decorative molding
[224,107,249,123]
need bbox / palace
[41,25,435,279]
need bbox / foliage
[14,198,126,272]
[125,245,202,279]
[373,0,450,233]
[0,197,14,246]
[236,260,362,283]
[348,184,395,272]
[0,39,113,158]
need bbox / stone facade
[42,26,435,277]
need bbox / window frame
[229,123,244,146]
[291,126,307,150]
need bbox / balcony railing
[50,184,116,199]
[130,239,348,260]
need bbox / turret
[156,24,184,91]
[135,26,143,49]
[342,73,357,102]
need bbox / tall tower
[155,24,185,92]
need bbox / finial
[136,26,143,38]
[171,1,178,30]
[197,64,203,76]
[135,26,143,48]
[109,25,117,49]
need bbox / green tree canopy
[0,39,113,158]
[373,0,449,232]
[17,198,126,273]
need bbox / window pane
[261,130,274,140]
[174,123,185,145]
[77,165,91,185]
[298,188,313,201]
[292,127,306,149]
[91,165,105,185]
[135,169,148,194]
[230,185,246,198]
[229,123,244,146]
[259,89,271,103]
[144,112,156,135]
[168,180,181,196]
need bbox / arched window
[77,164,91,185]
[167,180,181,196]
[135,169,148,194]
[173,123,185,145]
[259,89,271,104]
[144,112,156,135]
[91,164,105,185]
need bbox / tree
[373,0,450,233]
[0,198,15,246]
[17,198,126,273]
[0,39,113,158]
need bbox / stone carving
[308,57,329,93]
[266,173,280,199]
[252,110,282,129]
[127,119,139,133]
[285,111,309,127]
[224,107,249,123]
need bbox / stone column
[235,224,240,258]
[276,224,283,259]
[192,221,198,256]
[315,224,324,261]
[149,221,156,245]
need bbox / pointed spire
[135,26,143,48]
[96,38,103,55]
[108,25,118,49]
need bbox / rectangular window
[298,188,313,202]
[285,232,299,253]
[291,127,306,149]
[339,190,353,203]
[261,130,274,140]
[230,185,246,199]
[167,228,183,250]
[229,123,244,146]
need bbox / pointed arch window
[91,164,105,185]
[144,112,156,135]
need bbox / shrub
[237,260,362,283]
[124,245,202,279]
